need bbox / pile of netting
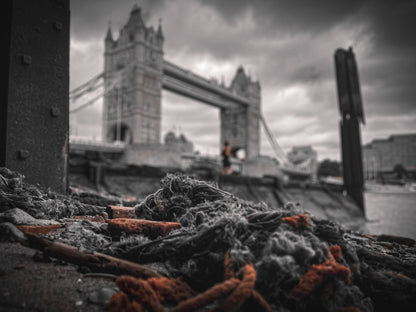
[100,174,377,312]
[2,169,415,311]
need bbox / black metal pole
[334,47,365,213]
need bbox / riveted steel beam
[0,0,70,193]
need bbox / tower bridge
[70,5,313,179]
[102,5,260,160]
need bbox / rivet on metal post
[50,106,61,117]
[53,21,62,31]
[18,150,30,160]
[21,55,32,65]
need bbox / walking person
[222,141,232,175]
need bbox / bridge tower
[103,5,164,144]
[221,67,261,159]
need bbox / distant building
[362,133,416,179]
[164,132,194,153]
[287,146,318,181]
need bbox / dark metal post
[334,47,365,213]
[0,0,70,192]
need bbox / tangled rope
[287,245,351,300]
[108,252,271,312]
[3,169,415,311]
[98,174,378,311]
[134,174,232,222]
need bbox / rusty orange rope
[113,275,164,312]
[282,212,310,228]
[287,245,350,300]
[172,278,240,312]
[221,253,271,312]
[329,245,342,262]
[107,290,144,312]
[108,253,273,312]
[146,277,194,304]
[215,264,256,311]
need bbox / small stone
[88,287,118,305]
[75,300,83,306]
[0,208,59,225]
[0,222,25,242]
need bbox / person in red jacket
[222,141,232,175]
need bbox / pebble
[0,208,59,225]
[88,287,118,305]
[0,222,25,242]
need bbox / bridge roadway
[69,139,311,179]
[69,138,126,153]
[162,60,250,109]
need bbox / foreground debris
[1,167,415,311]
[23,233,162,279]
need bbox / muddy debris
[1,168,415,311]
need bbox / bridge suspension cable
[69,63,137,114]
[261,114,315,175]
[260,114,292,167]
[70,92,103,114]
[70,81,104,102]
[70,72,104,99]
[70,75,122,114]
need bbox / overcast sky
[70,0,416,161]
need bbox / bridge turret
[103,6,163,145]
[156,19,164,47]
[105,23,113,43]
[230,66,261,105]
[104,22,114,75]
[221,67,261,160]
[127,4,145,28]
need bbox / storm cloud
[69,0,416,160]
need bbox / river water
[365,191,416,240]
